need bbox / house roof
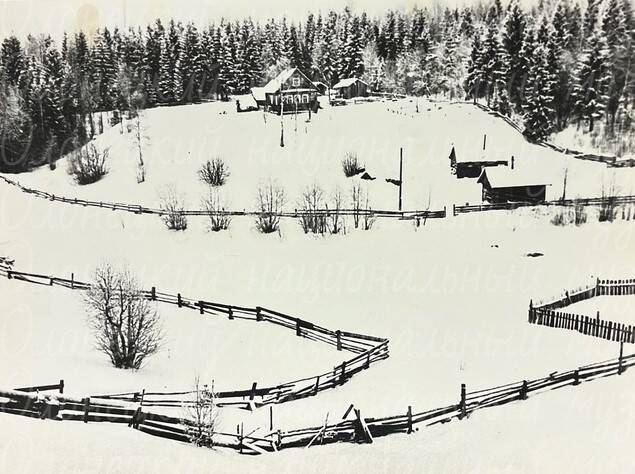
[333,77,368,89]
[450,144,508,164]
[251,87,265,102]
[478,167,551,189]
[263,68,317,94]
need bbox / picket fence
[2,352,633,455]
[528,279,635,343]
[0,257,388,410]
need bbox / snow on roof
[251,87,265,102]
[478,167,551,188]
[332,77,368,89]
[450,144,508,164]
[263,68,316,94]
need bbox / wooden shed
[332,78,369,99]
[449,144,509,179]
[478,168,550,204]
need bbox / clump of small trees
[183,376,217,448]
[255,180,285,234]
[551,200,587,227]
[298,184,328,234]
[84,263,163,369]
[199,158,230,187]
[67,144,109,184]
[341,152,364,177]
[203,190,231,232]
[159,185,188,231]
[351,182,375,230]
[599,180,618,223]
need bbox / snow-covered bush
[159,186,188,231]
[342,152,364,177]
[203,190,231,232]
[67,144,109,185]
[198,158,230,187]
[183,377,217,448]
[255,181,285,234]
[84,263,163,370]
[299,184,327,234]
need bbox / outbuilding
[477,168,550,204]
[449,141,509,179]
[332,78,369,99]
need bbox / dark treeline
[1,0,633,172]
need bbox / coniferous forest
[0,0,633,172]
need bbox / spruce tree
[523,44,556,140]
[502,1,527,107]
[0,36,25,86]
[572,30,611,131]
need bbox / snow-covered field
[13,98,635,212]
[1,98,635,472]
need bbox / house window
[294,94,301,104]
[302,94,309,103]
[292,77,300,87]
[286,95,293,104]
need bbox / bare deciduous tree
[255,180,285,234]
[84,264,163,369]
[328,188,345,234]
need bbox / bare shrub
[198,158,230,187]
[328,188,345,234]
[256,181,285,234]
[183,376,217,448]
[351,182,375,230]
[159,186,188,231]
[203,190,231,232]
[599,180,618,222]
[551,209,567,226]
[84,263,163,369]
[67,144,109,184]
[299,184,327,234]
[342,152,364,177]
[574,200,587,226]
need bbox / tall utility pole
[398,148,403,211]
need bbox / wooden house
[312,81,329,95]
[332,78,369,99]
[257,68,319,114]
[477,168,550,204]
[449,144,509,179]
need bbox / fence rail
[0,257,388,410]
[0,175,445,221]
[529,278,635,343]
[3,352,633,455]
[453,195,635,215]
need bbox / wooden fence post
[269,405,274,431]
[618,341,625,374]
[177,293,182,307]
[459,383,467,419]
[228,308,234,320]
[256,307,262,322]
[59,379,64,394]
[198,301,204,314]
[296,319,302,336]
[313,376,320,395]
[150,287,156,301]
[520,380,528,400]
[407,405,413,434]
[573,370,580,385]
[339,362,347,385]
[71,273,74,289]
[83,397,90,423]
[336,330,342,351]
